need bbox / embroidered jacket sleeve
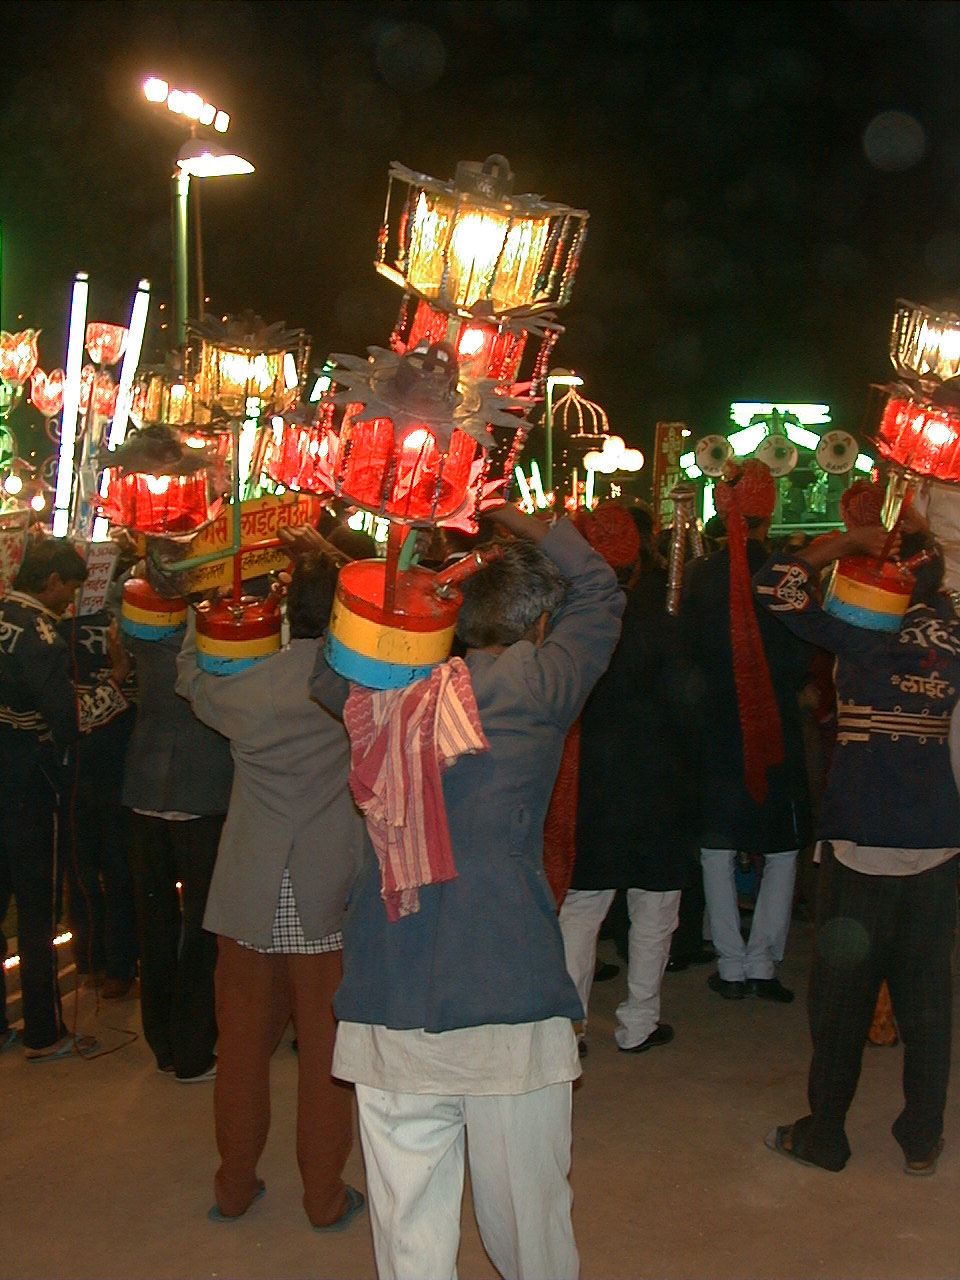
[753,554,887,661]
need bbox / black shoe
[707,971,747,1000]
[665,957,690,973]
[619,1023,674,1054]
[747,977,794,1003]
[593,961,620,983]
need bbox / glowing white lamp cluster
[53,272,90,536]
[143,77,230,133]
[582,435,644,475]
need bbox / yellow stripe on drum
[329,599,455,666]
[196,631,279,660]
[829,574,909,613]
[121,602,188,628]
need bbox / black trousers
[792,845,957,1170]
[125,810,221,1078]
[1,773,64,1050]
[62,775,137,982]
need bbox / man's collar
[3,590,61,621]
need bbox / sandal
[25,1033,99,1062]
[764,1124,832,1170]
[313,1186,365,1233]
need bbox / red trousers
[213,937,353,1226]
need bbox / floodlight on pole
[175,139,254,179]
[142,76,230,133]
[53,271,89,536]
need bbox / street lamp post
[142,78,254,347]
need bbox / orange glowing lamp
[0,330,40,387]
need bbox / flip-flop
[313,1186,365,1233]
[207,1182,265,1222]
[764,1124,829,1170]
[0,1028,21,1054]
[25,1034,98,1062]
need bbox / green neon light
[783,423,821,451]
[703,481,716,522]
[854,453,873,473]
[729,402,831,428]
[727,423,769,455]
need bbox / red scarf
[715,461,783,805]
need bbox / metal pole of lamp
[173,167,190,348]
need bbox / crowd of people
[1,460,957,1278]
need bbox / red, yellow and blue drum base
[120,597,187,641]
[195,629,279,676]
[325,561,459,690]
[824,562,910,633]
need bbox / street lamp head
[547,367,584,387]
[176,139,254,179]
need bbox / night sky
[3,0,959,473]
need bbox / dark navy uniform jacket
[755,554,960,849]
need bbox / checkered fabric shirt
[238,868,342,955]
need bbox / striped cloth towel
[344,657,488,921]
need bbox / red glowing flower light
[85,323,128,366]
[0,330,40,387]
[99,470,214,534]
[29,368,65,417]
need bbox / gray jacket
[176,618,364,946]
[122,630,233,814]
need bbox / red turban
[571,501,640,569]
[840,479,884,530]
[714,460,783,806]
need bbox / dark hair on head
[455,538,566,649]
[287,552,341,639]
[327,524,378,561]
[13,538,88,592]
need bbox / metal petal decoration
[326,343,532,450]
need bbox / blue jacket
[310,519,624,1032]
[755,554,960,849]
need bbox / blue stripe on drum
[120,618,186,641]
[196,650,269,676]
[324,632,436,690]
[824,594,902,632]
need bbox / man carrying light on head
[311,505,623,1280]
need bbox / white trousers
[558,887,681,1049]
[355,1081,579,1280]
[700,847,797,982]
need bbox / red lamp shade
[0,330,40,387]
[29,368,65,417]
[335,407,478,523]
[99,470,213,534]
[877,395,960,482]
[85,323,128,366]
[402,300,527,382]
